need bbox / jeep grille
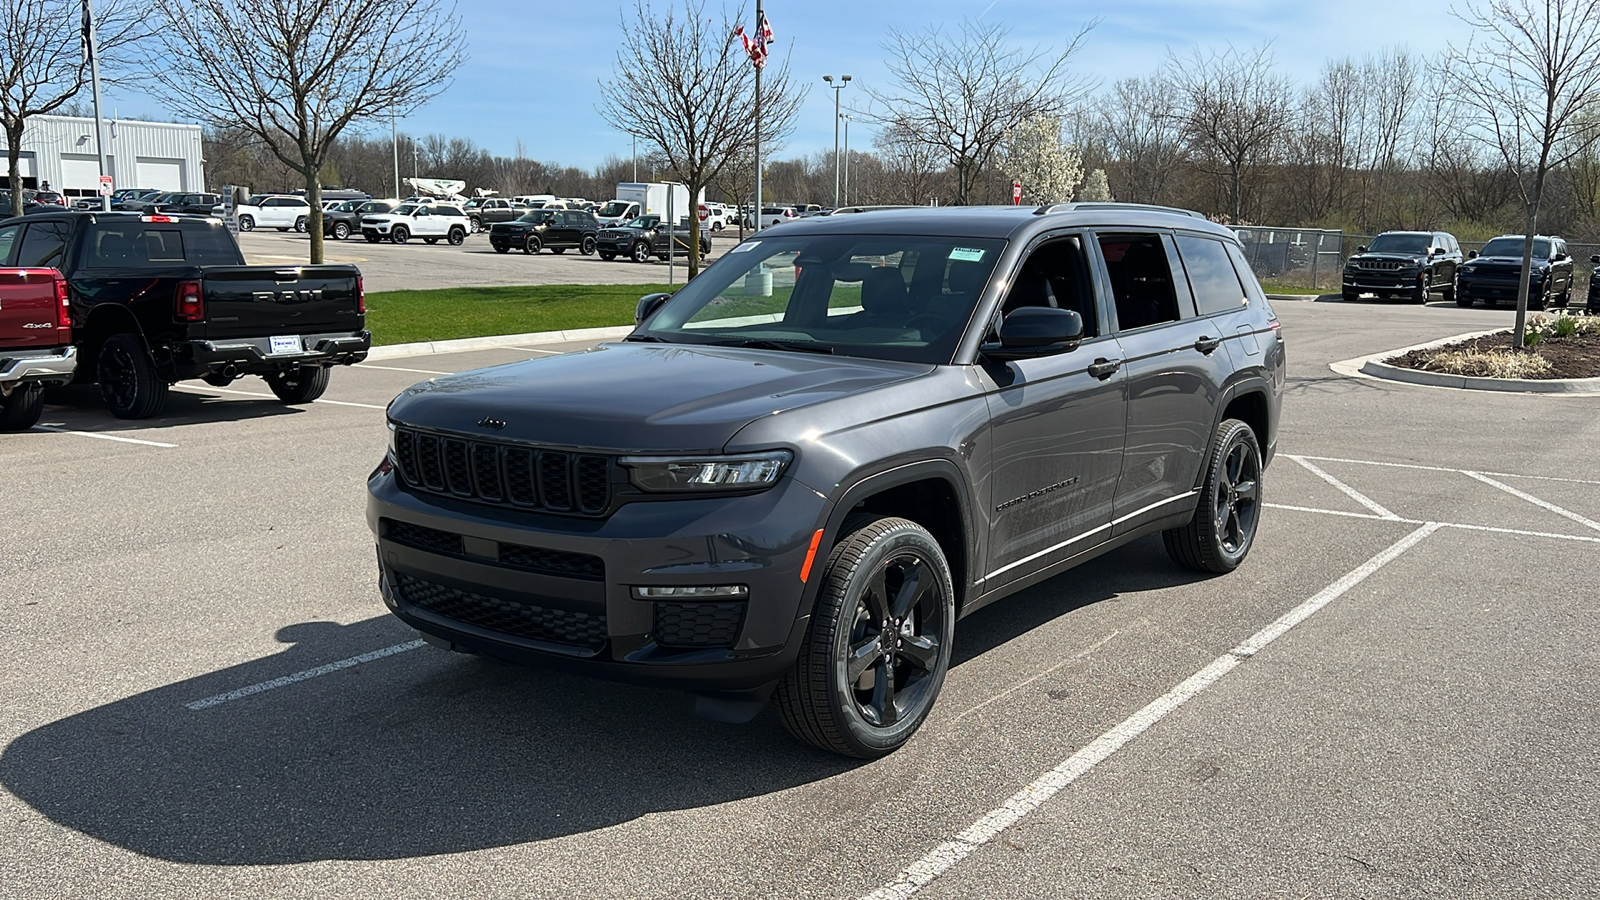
[393,426,614,516]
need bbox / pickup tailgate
[200,265,364,339]
[0,268,69,349]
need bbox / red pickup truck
[0,267,76,430]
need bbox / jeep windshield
[1366,234,1430,254]
[624,215,661,229]
[1480,237,1551,259]
[516,210,558,224]
[631,234,1007,364]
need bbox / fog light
[631,585,749,600]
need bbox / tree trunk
[1512,189,1541,352]
[686,179,703,279]
[305,165,323,265]
[6,122,25,217]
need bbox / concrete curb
[1265,293,1324,302]
[366,325,635,360]
[1330,329,1600,395]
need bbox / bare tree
[599,0,803,277]
[0,0,142,213]
[147,0,463,263]
[1096,76,1185,205]
[867,18,1095,205]
[1443,0,1600,347]
[1165,44,1293,223]
[872,119,945,205]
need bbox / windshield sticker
[728,241,761,253]
[949,247,985,262]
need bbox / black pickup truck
[0,210,369,418]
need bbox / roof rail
[1032,201,1206,219]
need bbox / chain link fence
[1229,226,1345,292]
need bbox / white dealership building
[0,114,206,199]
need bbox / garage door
[136,158,184,192]
[60,155,103,192]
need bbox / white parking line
[1267,503,1600,544]
[185,639,426,710]
[354,364,454,375]
[1462,471,1600,533]
[171,384,388,410]
[31,425,176,448]
[1287,455,1400,519]
[507,347,562,354]
[1294,454,1600,487]
[863,523,1444,900]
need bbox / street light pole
[822,74,850,208]
[841,113,852,206]
[391,110,399,199]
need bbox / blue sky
[109,0,1479,169]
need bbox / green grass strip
[364,283,675,345]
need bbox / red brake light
[174,279,204,322]
[143,215,175,223]
[357,274,366,314]
[56,275,71,329]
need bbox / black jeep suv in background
[1341,230,1464,303]
[367,203,1286,758]
[595,214,713,262]
[1456,234,1574,309]
[488,208,600,255]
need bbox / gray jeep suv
[367,203,1286,757]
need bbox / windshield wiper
[623,334,671,343]
[709,338,834,354]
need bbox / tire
[1531,286,1547,311]
[1414,273,1431,304]
[1456,294,1473,308]
[581,236,597,255]
[493,245,510,254]
[774,516,955,758]
[294,216,308,233]
[448,227,465,246]
[1164,418,1263,574]
[391,225,409,244]
[599,250,616,261]
[1342,289,1358,302]
[1442,278,1456,305]
[238,215,254,232]
[711,221,724,232]
[523,235,541,255]
[276,227,288,232]
[0,385,44,431]
[469,217,482,234]
[631,241,651,263]
[551,247,566,254]
[97,333,168,419]
[332,222,350,240]
[424,237,438,245]
[264,365,331,404]
[365,232,380,244]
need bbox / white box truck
[596,182,704,227]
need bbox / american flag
[736,13,774,69]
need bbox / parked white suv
[235,195,312,232]
[743,205,798,229]
[360,203,470,244]
[700,202,730,232]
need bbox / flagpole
[84,0,110,212]
[752,0,763,234]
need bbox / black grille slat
[653,601,746,648]
[498,542,605,581]
[383,519,465,556]
[393,427,613,517]
[395,573,606,650]
[539,452,573,511]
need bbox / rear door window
[0,223,21,265]
[1098,232,1185,330]
[17,221,72,268]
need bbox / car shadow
[0,535,1208,865]
[37,383,302,432]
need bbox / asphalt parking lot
[238,227,742,292]
[4,299,1598,899]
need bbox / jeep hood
[387,341,934,452]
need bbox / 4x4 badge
[477,417,507,430]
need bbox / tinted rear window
[82,222,244,267]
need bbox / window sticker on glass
[728,241,761,254]
[949,247,985,262]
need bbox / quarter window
[1175,235,1247,316]
[1099,232,1182,330]
[0,224,21,265]
[17,221,71,268]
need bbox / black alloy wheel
[391,225,409,244]
[775,516,955,758]
[630,241,651,263]
[1165,418,1262,573]
[448,227,465,246]
[97,333,168,419]
[523,235,541,255]
[581,236,597,255]
[332,221,350,240]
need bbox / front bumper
[366,464,831,691]
[169,330,370,379]
[0,344,76,388]
[1342,269,1426,292]
[488,229,534,250]
[1458,274,1542,302]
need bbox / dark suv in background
[324,199,397,241]
[367,203,1285,758]
[1342,230,1463,303]
[1456,234,1573,309]
[488,208,599,255]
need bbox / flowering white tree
[1078,168,1113,201]
[998,115,1082,205]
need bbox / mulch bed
[1389,329,1600,379]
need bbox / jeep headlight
[620,450,792,492]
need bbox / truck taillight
[174,279,204,322]
[357,274,366,314]
[56,276,71,329]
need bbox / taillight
[143,215,175,223]
[174,279,204,322]
[56,276,71,329]
[357,274,366,314]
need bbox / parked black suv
[1342,230,1464,303]
[596,214,713,262]
[1456,234,1574,309]
[487,208,600,255]
[324,199,397,241]
[367,203,1286,757]
[148,192,220,216]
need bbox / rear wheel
[448,227,465,246]
[264,366,331,404]
[97,333,168,419]
[1164,418,1262,574]
[294,216,308,233]
[391,225,409,244]
[332,221,350,240]
[775,516,955,758]
[469,217,482,234]
[523,235,541,254]
[238,215,255,232]
[0,385,44,431]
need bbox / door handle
[1194,335,1221,354]
[1087,358,1122,379]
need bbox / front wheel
[294,216,308,233]
[264,366,330,404]
[523,235,542,255]
[97,333,168,419]
[1342,289,1358,303]
[391,226,409,244]
[1164,418,1263,573]
[0,385,44,431]
[1414,273,1431,303]
[631,241,651,263]
[448,227,465,246]
[332,222,350,240]
[237,215,255,232]
[581,236,597,255]
[775,516,955,758]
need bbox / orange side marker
[799,528,825,583]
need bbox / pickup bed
[0,267,76,430]
[0,211,369,418]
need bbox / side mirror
[1356,245,1367,254]
[1467,250,1479,259]
[634,292,672,325]
[1553,252,1568,262]
[982,307,1084,360]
